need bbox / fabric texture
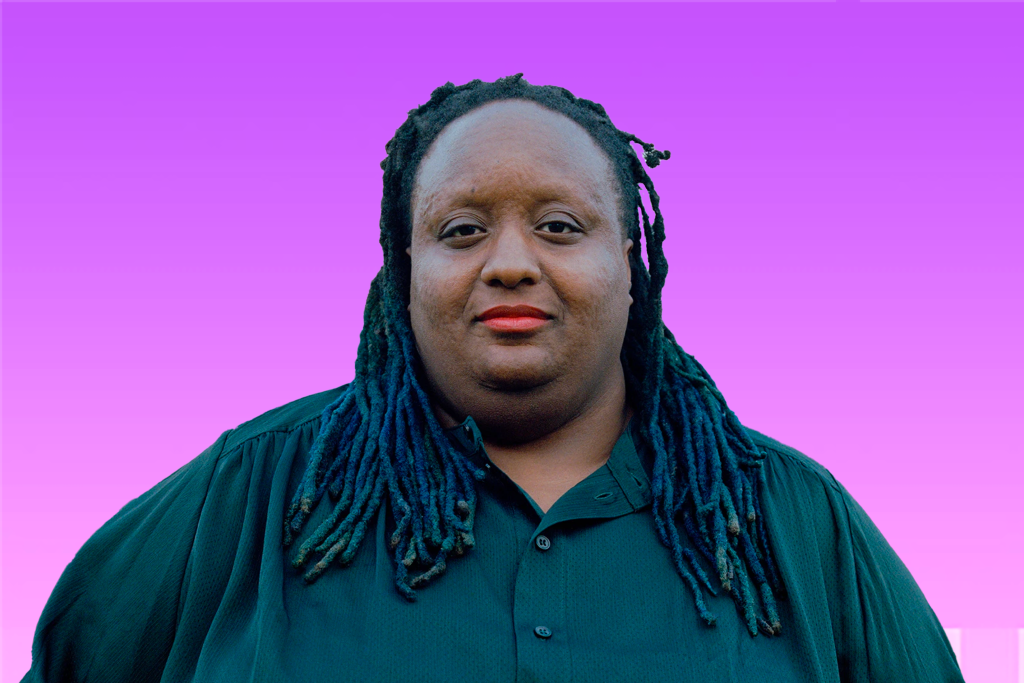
[22,385,964,682]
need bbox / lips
[476,305,552,332]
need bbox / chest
[187,497,834,683]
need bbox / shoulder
[744,426,843,496]
[741,425,855,555]
[219,383,349,455]
[740,425,890,584]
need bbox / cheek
[408,255,471,337]
[556,251,632,327]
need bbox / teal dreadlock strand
[283,74,784,636]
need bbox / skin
[407,99,634,513]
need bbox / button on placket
[513,522,568,680]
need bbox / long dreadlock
[283,74,784,637]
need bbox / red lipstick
[476,305,551,332]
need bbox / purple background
[3,2,1023,680]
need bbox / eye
[440,223,485,240]
[537,221,581,235]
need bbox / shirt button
[535,535,551,551]
[534,626,553,639]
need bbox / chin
[474,348,559,392]
[476,360,558,393]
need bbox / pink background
[3,2,1022,681]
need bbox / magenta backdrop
[4,2,1023,681]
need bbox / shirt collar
[443,414,653,513]
[607,417,653,511]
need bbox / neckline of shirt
[442,414,654,524]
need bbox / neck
[486,387,631,510]
[431,365,632,513]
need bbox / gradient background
[3,2,1023,681]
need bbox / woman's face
[407,99,633,440]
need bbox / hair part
[283,74,783,637]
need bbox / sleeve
[20,430,232,683]
[832,480,964,683]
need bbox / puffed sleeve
[756,435,964,683]
[20,429,232,683]
[832,479,964,682]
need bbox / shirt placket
[446,415,652,683]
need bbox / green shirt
[23,385,964,682]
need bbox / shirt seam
[756,442,845,495]
[218,413,325,461]
[174,427,233,633]
[833,481,870,677]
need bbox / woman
[22,74,963,682]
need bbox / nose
[480,224,542,289]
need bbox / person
[22,74,963,683]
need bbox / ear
[406,245,412,310]
[623,238,634,305]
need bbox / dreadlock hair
[283,74,784,637]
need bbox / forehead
[411,100,618,220]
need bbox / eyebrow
[424,183,594,216]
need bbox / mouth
[476,305,552,333]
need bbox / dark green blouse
[23,385,964,682]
